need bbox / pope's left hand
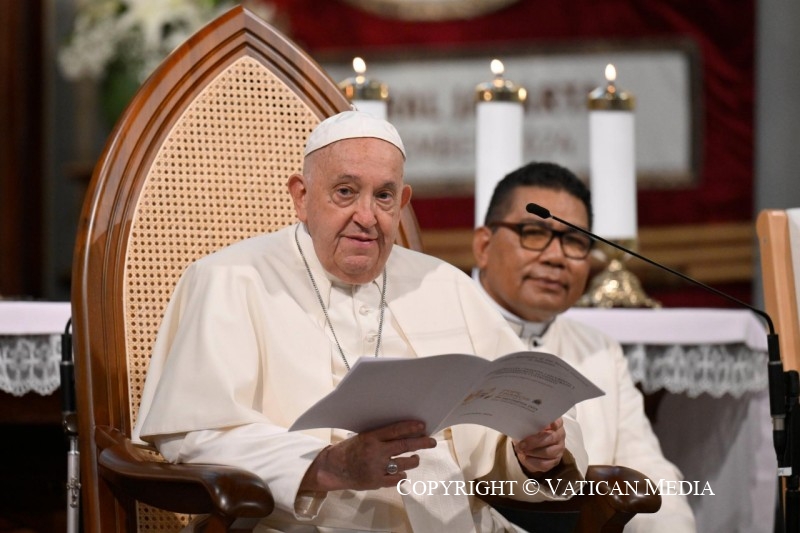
[512,417,566,476]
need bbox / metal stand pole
[65,422,80,533]
[783,370,799,533]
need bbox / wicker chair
[71,7,658,532]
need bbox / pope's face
[473,186,592,323]
[289,137,411,284]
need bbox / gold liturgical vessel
[578,240,661,308]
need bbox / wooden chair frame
[757,208,800,531]
[757,209,800,371]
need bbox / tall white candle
[338,57,388,121]
[475,60,527,227]
[588,64,637,241]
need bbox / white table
[0,301,72,396]
[565,307,776,533]
[565,307,769,397]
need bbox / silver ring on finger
[386,459,399,475]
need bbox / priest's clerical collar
[473,273,553,340]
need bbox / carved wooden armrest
[95,425,274,524]
[478,464,662,533]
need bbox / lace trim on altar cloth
[0,334,62,396]
[624,342,768,398]
[0,335,770,400]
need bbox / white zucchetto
[304,110,406,159]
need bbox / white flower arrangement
[58,0,275,83]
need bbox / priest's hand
[513,417,566,476]
[300,420,436,492]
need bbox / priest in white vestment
[472,161,696,532]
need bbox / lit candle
[588,64,637,240]
[338,57,389,121]
[474,59,527,227]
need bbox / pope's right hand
[299,420,436,492]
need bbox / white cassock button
[366,332,378,343]
[359,305,371,316]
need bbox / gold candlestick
[474,59,528,104]
[577,241,661,308]
[338,57,389,120]
[578,64,659,309]
[474,59,527,227]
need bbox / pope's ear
[288,174,308,221]
[400,184,412,209]
[472,226,492,270]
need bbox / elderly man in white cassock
[132,110,588,532]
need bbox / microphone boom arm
[526,202,792,491]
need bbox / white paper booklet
[289,351,604,440]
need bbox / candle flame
[490,59,504,77]
[605,63,617,83]
[353,57,367,75]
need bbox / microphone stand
[61,318,80,533]
[526,202,798,533]
[785,371,800,532]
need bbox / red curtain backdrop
[272,0,754,230]
[268,0,755,306]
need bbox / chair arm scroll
[477,464,661,533]
[95,426,274,520]
[583,464,662,516]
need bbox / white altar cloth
[565,307,775,533]
[565,307,768,398]
[0,301,72,396]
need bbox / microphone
[526,202,789,471]
[60,317,75,421]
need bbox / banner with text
[323,45,697,194]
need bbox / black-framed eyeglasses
[488,221,594,259]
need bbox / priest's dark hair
[483,161,593,229]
